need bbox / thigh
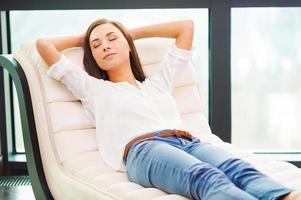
[187,140,238,168]
[125,139,213,197]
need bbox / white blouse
[47,44,194,172]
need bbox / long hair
[83,18,146,82]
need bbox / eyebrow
[90,31,115,44]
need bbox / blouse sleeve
[46,54,103,101]
[148,43,194,93]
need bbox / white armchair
[1,38,300,199]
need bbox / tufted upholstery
[13,38,301,200]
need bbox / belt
[123,129,193,161]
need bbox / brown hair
[83,18,146,82]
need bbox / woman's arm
[36,33,101,101]
[129,19,194,50]
[36,33,84,67]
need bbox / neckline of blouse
[114,80,142,91]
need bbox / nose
[102,41,110,51]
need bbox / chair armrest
[0,54,53,200]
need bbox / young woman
[36,18,301,200]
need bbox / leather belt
[123,129,193,161]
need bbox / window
[232,8,301,153]
[10,9,209,152]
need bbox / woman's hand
[128,28,138,40]
[78,32,86,48]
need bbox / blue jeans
[124,129,294,200]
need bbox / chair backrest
[13,38,212,165]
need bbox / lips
[103,53,116,59]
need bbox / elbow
[184,19,194,32]
[175,20,194,50]
[36,38,46,49]
[36,38,50,48]
[178,19,194,38]
[36,38,44,52]
[36,38,51,58]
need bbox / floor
[0,186,35,200]
[0,176,35,200]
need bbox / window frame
[0,0,301,175]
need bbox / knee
[218,158,259,176]
[189,163,229,187]
[188,163,233,199]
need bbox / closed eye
[109,37,117,41]
[92,36,117,48]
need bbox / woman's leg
[185,138,294,200]
[125,139,258,200]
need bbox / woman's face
[89,23,131,71]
